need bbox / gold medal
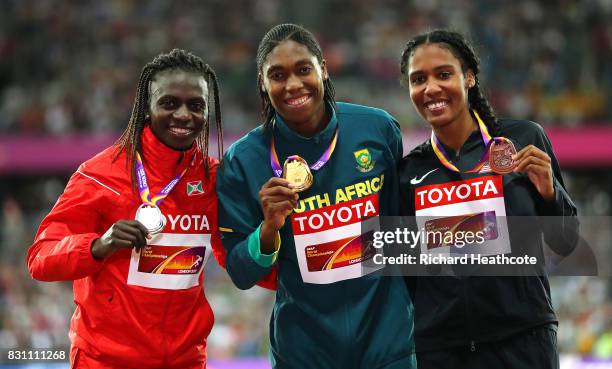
[489,139,517,174]
[282,156,313,192]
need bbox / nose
[286,74,304,92]
[173,104,190,121]
[424,80,442,96]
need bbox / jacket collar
[274,102,338,146]
[139,124,199,180]
[435,128,483,158]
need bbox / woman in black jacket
[397,29,579,369]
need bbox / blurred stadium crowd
[0,0,611,363]
[1,0,612,135]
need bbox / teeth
[169,127,192,135]
[287,95,309,106]
[426,101,447,110]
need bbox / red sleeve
[208,159,278,290]
[27,171,106,281]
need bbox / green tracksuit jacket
[217,102,415,369]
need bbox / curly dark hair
[399,29,501,136]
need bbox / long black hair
[399,29,501,136]
[115,49,223,189]
[255,23,336,130]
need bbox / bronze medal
[282,156,313,192]
[489,139,517,174]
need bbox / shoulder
[399,140,432,169]
[78,145,126,177]
[407,139,432,159]
[499,118,546,138]
[219,126,268,184]
[336,102,400,136]
[223,125,268,163]
[337,102,397,124]
[70,145,127,197]
[498,118,550,149]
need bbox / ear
[465,70,476,89]
[321,59,329,80]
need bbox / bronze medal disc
[489,139,517,174]
[282,156,313,192]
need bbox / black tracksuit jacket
[398,119,579,352]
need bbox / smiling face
[407,43,475,130]
[261,40,328,137]
[149,70,208,150]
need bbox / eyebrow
[266,59,315,73]
[409,64,456,77]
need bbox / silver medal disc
[135,204,165,234]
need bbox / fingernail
[511,154,516,160]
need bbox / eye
[159,98,177,109]
[410,75,426,85]
[269,71,285,81]
[298,65,312,75]
[439,71,452,79]
[189,101,206,112]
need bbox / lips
[425,100,449,112]
[285,94,311,107]
[168,126,195,136]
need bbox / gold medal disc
[282,156,313,192]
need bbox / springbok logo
[354,149,374,173]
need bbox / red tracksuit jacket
[27,126,223,368]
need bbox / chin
[421,112,452,128]
[281,110,311,125]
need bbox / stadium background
[0,1,611,368]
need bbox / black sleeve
[398,159,416,217]
[533,127,579,256]
[397,158,418,299]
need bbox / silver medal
[135,204,165,234]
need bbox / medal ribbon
[431,110,511,173]
[135,152,191,206]
[270,127,339,177]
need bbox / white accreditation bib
[127,232,211,290]
[291,194,383,284]
[414,175,511,257]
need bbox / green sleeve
[247,223,280,267]
[216,149,277,289]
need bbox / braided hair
[255,23,336,130]
[399,29,501,136]
[115,49,223,189]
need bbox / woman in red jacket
[27,49,224,369]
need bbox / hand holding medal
[258,177,298,254]
[259,126,338,253]
[91,220,150,260]
[512,144,555,201]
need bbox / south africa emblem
[354,149,374,172]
